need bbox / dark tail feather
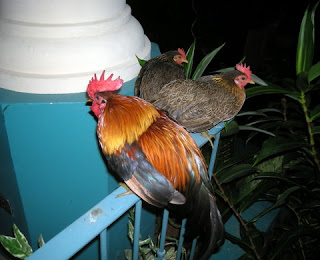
[182,182,225,260]
[198,194,225,259]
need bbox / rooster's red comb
[87,71,123,98]
[236,63,252,81]
[177,48,186,60]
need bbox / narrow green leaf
[237,111,268,117]
[251,74,268,86]
[185,41,196,79]
[245,85,299,99]
[296,5,315,74]
[310,104,320,121]
[254,137,308,166]
[38,234,45,248]
[312,126,320,135]
[136,55,147,67]
[253,173,300,188]
[239,125,276,137]
[224,232,252,253]
[217,164,256,184]
[308,61,320,82]
[192,43,225,79]
[128,221,134,242]
[248,186,300,223]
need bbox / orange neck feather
[97,93,160,155]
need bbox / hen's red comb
[177,48,186,60]
[87,70,123,98]
[236,63,252,81]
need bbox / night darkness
[128,0,320,79]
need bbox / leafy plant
[0,225,45,259]
[211,3,320,259]
[124,208,186,260]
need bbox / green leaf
[245,85,300,99]
[136,55,147,67]
[296,4,316,74]
[128,220,134,242]
[192,43,225,79]
[308,61,320,82]
[217,164,256,184]
[248,186,300,223]
[224,232,252,253]
[0,227,33,260]
[38,234,45,248]
[124,249,132,260]
[310,104,320,121]
[185,41,196,79]
[254,137,309,166]
[239,125,276,137]
[296,71,309,91]
[13,224,32,256]
[312,126,320,135]
[251,74,268,86]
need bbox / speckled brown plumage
[152,70,249,133]
[134,50,186,100]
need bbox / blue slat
[176,218,187,260]
[100,229,107,260]
[27,186,140,260]
[156,209,169,259]
[133,200,142,260]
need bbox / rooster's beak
[86,98,93,106]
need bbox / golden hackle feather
[97,93,160,155]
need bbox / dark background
[128,0,319,79]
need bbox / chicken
[134,48,188,100]
[87,71,224,259]
[151,63,254,133]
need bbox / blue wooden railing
[27,124,224,260]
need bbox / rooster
[87,71,224,259]
[134,48,188,100]
[151,63,254,134]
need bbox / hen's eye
[241,77,246,80]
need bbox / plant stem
[212,174,262,260]
[300,92,320,172]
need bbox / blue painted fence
[27,126,224,260]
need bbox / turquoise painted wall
[0,44,160,260]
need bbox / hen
[87,72,224,260]
[134,48,188,100]
[151,63,254,133]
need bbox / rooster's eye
[101,99,106,104]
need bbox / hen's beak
[183,59,188,64]
[249,80,255,84]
